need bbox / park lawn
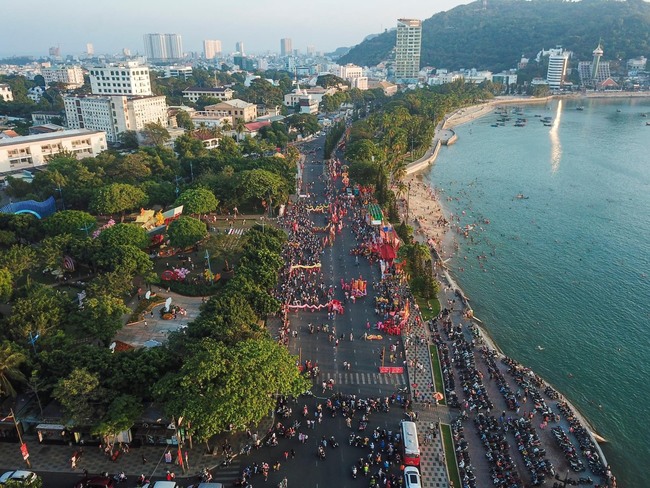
[441,423,462,488]
[429,345,446,405]
[415,295,441,322]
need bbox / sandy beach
[397,95,612,465]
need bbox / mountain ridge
[338,0,650,72]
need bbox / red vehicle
[401,420,421,467]
[74,477,115,488]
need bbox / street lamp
[56,184,65,211]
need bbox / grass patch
[416,295,441,322]
[127,295,167,323]
[429,345,446,405]
[440,423,461,488]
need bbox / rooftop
[182,86,231,93]
[0,129,105,148]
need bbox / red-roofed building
[243,120,271,138]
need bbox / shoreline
[400,97,610,462]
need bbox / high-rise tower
[280,38,293,57]
[394,18,422,83]
[591,43,603,81]
[143,34,183,62]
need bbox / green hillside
[339,0,650,72]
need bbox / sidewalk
[0,417,274,478]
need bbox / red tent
[379,243,397,262]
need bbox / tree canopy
[167,216,208,249]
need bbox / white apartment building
[394,18,422,83]
[203,40,222,60]
[0,83,12,102]
[336,64,363,80]
[144,33,183,62]
[42,66,85,88]
[159,66,193,80]
[89,63,152,96]
[182,86,234,103]
[64,95,167,143]
[546,48,570,90]
[0,129,106,173]
[336,64,368,90]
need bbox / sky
[2,0,472,58]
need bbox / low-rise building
[42,65,85,89]
[182,86,234,103]
[31,111,62,125]
[64,95,168,143]
[0,129,107,173]
[368,80,398,96]
[205,99,257,122]
[0,83,13,102]
[27,86,45,102]
[159,65,193,80]
[189,111,230,129]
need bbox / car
[186,484,225,488]
[142,482,181,488]
[404,466,422,488]
[0,471,38,485]
[74,477,115,488]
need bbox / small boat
[514,193,529,200]
[576,106,584,111]
[616,109,622,113]
[544,123,552,127]
[646,121,650,126]
[641,113,647,118]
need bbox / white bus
[400,420,420,466]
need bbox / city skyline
[1,0,471,58]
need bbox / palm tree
[0,341,27,398]
[234,118,246,142]
[221,119,232,134]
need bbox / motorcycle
[352,466,357,479]
[113,472,127,483]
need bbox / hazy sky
[3,0,472,58]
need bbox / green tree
[237,169,288,210]
[89,183,147,220]
[141,122,171,147]
[175,188,219,216]
[42,210,96,237]
[175,110,195,130]
[167,216,207,249]
[188,292,261,343]
[8,284,69,341]
[98,223,148,250]
[155,338,308,447]
[53,367,107,426]
[0,341,27,398]
[39,234,74,271]
[286,114,320,137]
[0,245,36,278]
[94,394,143,442]
[118,130,139,150]
[95,244,153,276]
[0,268,13,302]
[70,296,129,343]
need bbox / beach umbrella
[433,392,444,401]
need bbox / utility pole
[7,409,31,468]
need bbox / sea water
[426,97,650,487]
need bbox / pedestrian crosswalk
[203,460,241,484]
[322,372,406,386]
